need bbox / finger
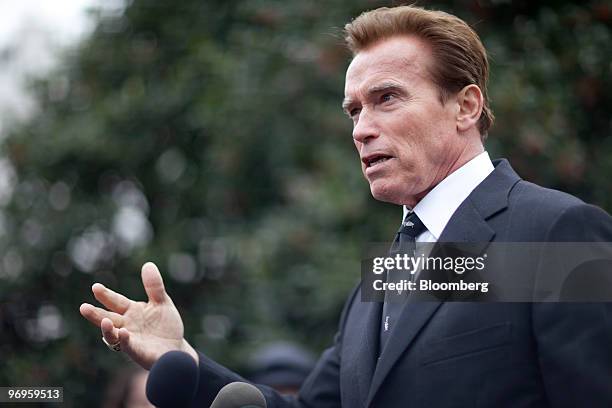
[101,317,120,346]
[92,283,132,314]
[117,327,152,369]
[118,328,157,370]
[118,327,130,348]
[79,303,124,328]
[117,328,135,357]
[141,262,167,304]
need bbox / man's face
[343,36,465,207]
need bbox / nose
[352,109,379,144]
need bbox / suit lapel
[356,298,381,405]
[366,299,442,407]
[365,159,520,407]
[438,158,520,244]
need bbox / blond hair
[344,5,494,139]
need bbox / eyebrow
[342,82,405,114]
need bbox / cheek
[353,140,365,164]
[411,121,448,155]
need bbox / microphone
[146,350,199,407]
[209,382,267,408]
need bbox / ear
[456,84,483,133]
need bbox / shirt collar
[403,151,494,240]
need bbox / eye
[349,108,361,117]
[381,93,394,102]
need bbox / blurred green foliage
[0,0,610,406]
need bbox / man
[80,5,612,407]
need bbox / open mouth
[363,154,393,168]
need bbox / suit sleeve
[190,283,361,408]
[533,204,612,407]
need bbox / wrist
[181,339,199,366]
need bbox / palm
[122,299,185,368]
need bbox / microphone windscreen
[209,382,267,408]
[146,350,199,408]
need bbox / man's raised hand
[79,262,197,369]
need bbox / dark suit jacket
[192,159,612,407]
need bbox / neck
[409,141,484,207]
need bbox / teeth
[370,157,390,166]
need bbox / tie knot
[398,211,427,238]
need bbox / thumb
[141,262,168,304]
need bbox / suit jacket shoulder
[457,159,612,242]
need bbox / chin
[369,177,420,206]
[369,181,402,204]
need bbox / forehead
[344,36,433,95]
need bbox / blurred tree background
[0,0,610,406]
